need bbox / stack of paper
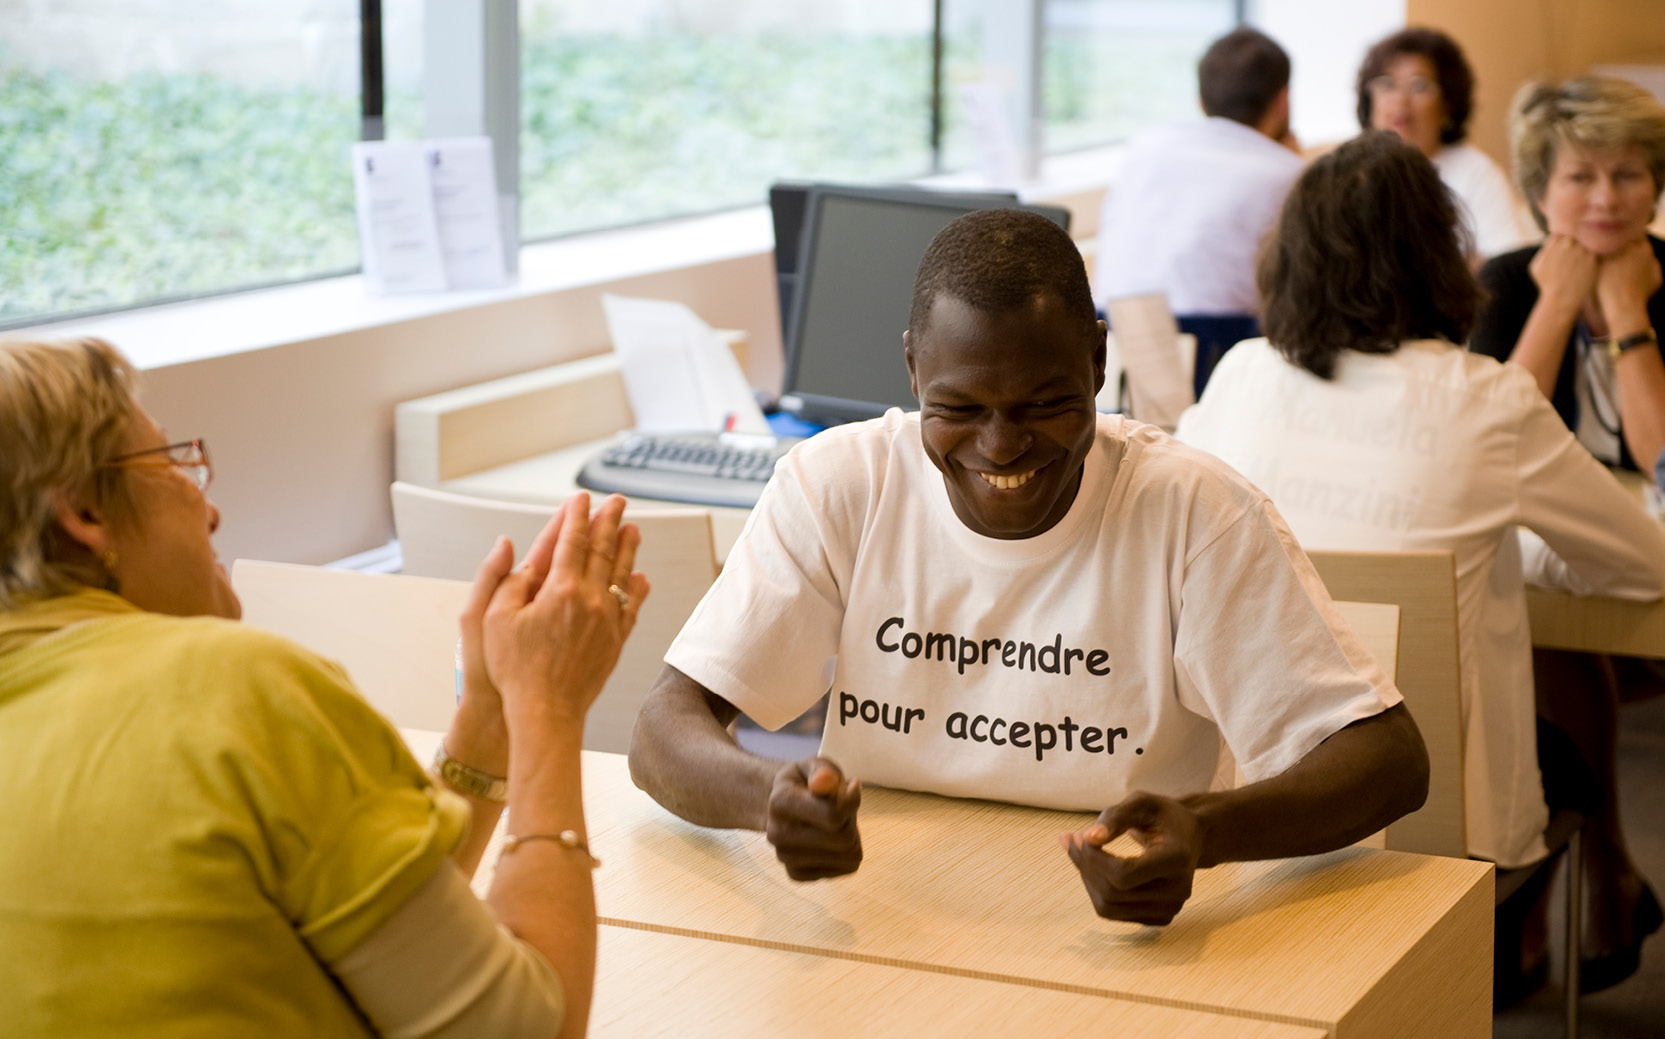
[601,294,769,435]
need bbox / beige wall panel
[1405,0,1665,167]
[137,251,779,566]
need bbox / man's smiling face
[906,291,1105,540]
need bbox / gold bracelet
[502,830,600,869]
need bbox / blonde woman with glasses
[0,336,649,1038]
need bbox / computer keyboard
[576,431,803,509]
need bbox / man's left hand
[1059,791,1205,925]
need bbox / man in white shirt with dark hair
[628,207,1429,927]
[1094,27,1303,393]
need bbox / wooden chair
[1307,549,1585,1037]
[391,481,720,753]
[232,561,469,732]
[1102,293,1194,428]
[1306,550,1467,858]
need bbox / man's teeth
[979,470,1036,490]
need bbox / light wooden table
[591,924,1329,1038]
[1525,586,1665,660]
[1522,469,1665,659]
[550,752,1489,1039]
[401,736,1487,1038]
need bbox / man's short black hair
[1198,27,1291,127]
[907,208,1097,342]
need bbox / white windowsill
[18,205,778,371]
[14,145,1124,372]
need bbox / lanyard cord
[1577,323,1623,438]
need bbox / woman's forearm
[1615,335,1665,472]
[486,720,596,1039]
[1508,296,1581,400]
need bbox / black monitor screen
[781,186,1069,426]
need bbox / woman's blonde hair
[1510,75,1665,232]
[0,337,141,608]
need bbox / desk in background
[1521,468,1665,660]
[395,352,754,564]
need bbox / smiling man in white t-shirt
[628,208,1429,924]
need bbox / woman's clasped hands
[461,493,651,733]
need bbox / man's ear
[51,487,112,558]
[904,329,920,400]
[1092,319,1109,395]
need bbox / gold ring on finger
[607,583,630,610]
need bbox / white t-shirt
[1176,338,1665,867]
[1094,117,1303,316]
[1432,143,1538,263]
[667,410,1399,814]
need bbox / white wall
[1253,0,1407,148]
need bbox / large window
[4,0,1239,328]
[1044,0,1239,152]
[2,3,363,327]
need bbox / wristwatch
[1605,328,1659,361]
[432,741,509,802]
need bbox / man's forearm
[627,668,782,831]
[1185,704,1429,868]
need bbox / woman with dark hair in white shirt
[1177,130,1665,1002]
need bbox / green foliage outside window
[0,65,360,324]
[519,31,935,240]
[1,24,1194,326]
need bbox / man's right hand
[765,758,862,881]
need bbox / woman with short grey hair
[0,336,649,1038]
[1469,75,1665,997]
[1472,75,1665,475]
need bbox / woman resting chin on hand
[1472,75,1665,474]
[0,335,647,1039]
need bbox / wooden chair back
[1331,600,1401,686]
[391,481,720,752]
[232,561,468,732]
[1306,550,1467,859]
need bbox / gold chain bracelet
[502,829,600,869]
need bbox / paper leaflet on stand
[426,138,509,290]
[351,137,508,295]
[600,294,770,436]
[351,141,446,295]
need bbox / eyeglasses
[1367,75,1439,99]
[101,439,213,491]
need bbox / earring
[102,548,118,572]
[101,548,120,593]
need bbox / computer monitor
[779,184,1071,426]
[768,182,812,341]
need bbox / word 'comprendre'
[873,616,1110,676]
